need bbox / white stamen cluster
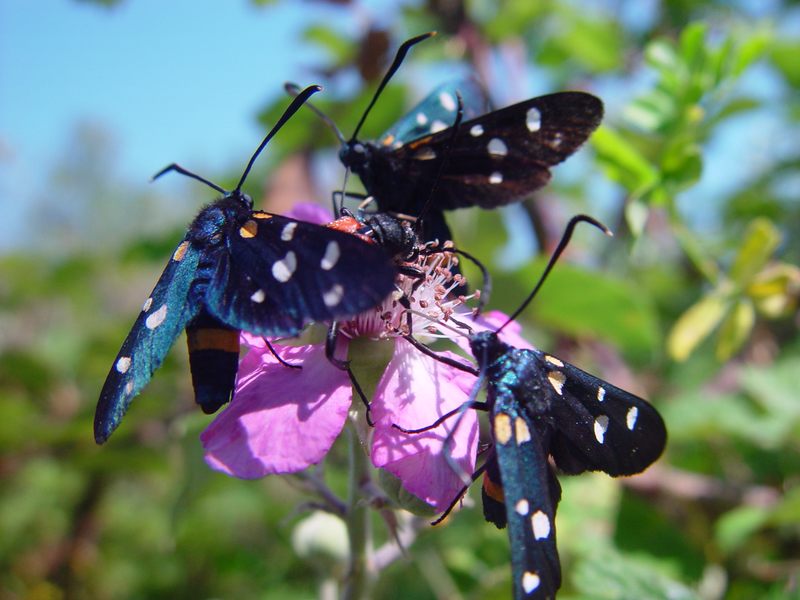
[340,242,480,341]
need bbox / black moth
[95,86,397,444]
[334,32,604,242]
[401,216,666,599]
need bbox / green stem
[342,424,372,600]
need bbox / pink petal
[286,202,331,225]
[201,342,351,478]
[371,339,479,510]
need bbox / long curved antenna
[350,32,436,141]
[415,90,464,235]
[151,163,227,194]
[497,214,613,334]
[285,82,347,144]
[234,84,323,192]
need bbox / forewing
[205,212,397,336]
[95,238,203,443]
[525,349,667,477]
[491,394,562,600]
[391,92,603,210]
[379,78,490,146]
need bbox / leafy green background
[2,1,799,599]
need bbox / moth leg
[264,338,301,369]
[325,321,350,370]
[431,460,490,526]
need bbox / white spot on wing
[124,381,134,395]
[544,355,564,367]
[430,120,448,133]
[116,356,131,374]
[323,284,344,308]
[626,407,639,430]
[597,386,606,402]
[250,289,266,303]
[526,107,542,132]
[552,132,563,148]
[415,112,428,126]
[515,499,530,515]
[280,222,297,241]
[594,415,609,444]
[145,304,168,330]
[488,137,508,157]
[272,251,297,282]
[470,124,484,137]
[547,370,566,395]
[531,510,551,539]
[320,241,341,270]
[439,91,457,112]
[489,171,503,184]
[522,572,540,594]
[142,297,153,313]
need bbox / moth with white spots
[401,216,666,599]
[330,35,602,246]
[95,87,398,444]
[470,330,666,600]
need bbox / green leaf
[573,548,697,600]
[730,218,780,286]
[770,38,800,88]
[715,299,754,361]
[530,262,660,358]
[303,25,354,65]
[715,505,770,554]
[592,127,660,197]
[667,292,729,362]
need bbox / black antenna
[153,85,322,196]
[285,82,347,144]
[235,84,322,192]
[497,215,613,333]
[415,90,464,235]
[151,163,227,193]
[349,31,436,141]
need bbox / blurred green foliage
[2,1,799,599]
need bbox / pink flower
[200,203,486,511]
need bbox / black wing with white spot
[528,350,667,477]
[389,92,603,210]
[205,211,397,336]
[94,237,204,443]
[378,78,491,147]
[490,392,562,600]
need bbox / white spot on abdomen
[320,241,341,270]
[526,107,542,132]
[272,251,297,282]
[488,137,508,157]
[280,222,297,241]
[251,289,265,303]
[116,356,131,374]
[145,304,168,330]
[594,415,609,444]
[323,284,344,308]
[626,407,639,430]
[531,510,550,539]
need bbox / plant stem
[341,424,372,600]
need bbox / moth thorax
[367,213,417,259]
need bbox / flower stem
[342,425,373,600]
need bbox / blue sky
[0,1,353,249]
